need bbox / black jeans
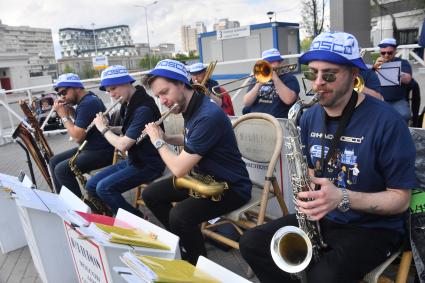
[48,147,114,198]
[240,214,403,283]
[142,176,248,264]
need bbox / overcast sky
[0,0,307,59]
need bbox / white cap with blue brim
[299,31,368,70]
[99,65,136,91]
[54,73,84,91]
[147,59,190,86]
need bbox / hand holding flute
[89,97,123,133]
[136,103,178,144]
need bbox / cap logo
[102,66,129,79]
[157,60,187,74]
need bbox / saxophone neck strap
[317,91,358,177]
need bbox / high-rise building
[0,19,56,88]
[195,22,206,34]
[213,18,240,31]
[59,25,137,58]
[181,25,198,53]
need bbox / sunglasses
[303,71,337,83]
[57,88,69,96]
[380,51,393,56]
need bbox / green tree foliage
[63,64,75,74]
[300,37,313,52]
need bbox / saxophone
[173,172,228,201]
[270,93,327,277]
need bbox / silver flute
[136,103,178,144]
[85,97,123,133]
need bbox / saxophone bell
[270,225,313,274]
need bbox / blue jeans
[388,99,411,123]
[49,147,114,198]
[86,159,163,215]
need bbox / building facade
[370,0,425,46]
[59,25,137,58]
[213,18,240,31]
[0,19,55,90]
[181,25,199,53]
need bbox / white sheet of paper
[375,61,401,87]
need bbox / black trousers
[240,214,403,283]
[142,176,248,264]
[48,147,114,198]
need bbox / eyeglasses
[380,51,394,56]
[303,71,337,83]
[57,88,69,96]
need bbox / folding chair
[202,113,288,249]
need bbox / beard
[318,78,352,108]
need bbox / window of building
[397,28,419,45]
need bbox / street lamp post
[267,11,276,23]
[91,23,98,56]
[135,1,158,70]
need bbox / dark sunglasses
[380,51,393,56]
[57,88,69,96]
[303,71,337,83]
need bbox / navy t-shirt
[380,58,412,102]
[74,92,112,151]
[183,92,252,201]
[300,95,417,233]
[123,105,165,171]
[361,69,381,94]
[243,73,300,118]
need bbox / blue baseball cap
[148,59,190,86]
[188,63,207,74]
[54,73,84,91]
[300,32,368,70]
[378,38,397,48]
[262,48,283,62]
[99,65,135,91]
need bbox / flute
[85,97,123,133]
[136,103,178,144]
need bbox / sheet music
[375,61,401,87]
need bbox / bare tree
[371,0,399,41]
[301,0,326,38]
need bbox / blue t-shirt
[300,95,417,233]
[124,106,165,171]
[74,92,112,151]
[183,93,252,201]
[243,73,300,118]
[380,58,412,102]
[361,69,381,94]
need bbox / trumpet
[136,103,178,144]
[211,59,297,96]
[85,97,122,133]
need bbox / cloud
[0,0,303,59]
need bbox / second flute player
[88,65,165,217]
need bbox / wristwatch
[337,188,350,212]
[154,139,166,150]
[61,116,70,124]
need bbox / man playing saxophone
[86,65,165,217]
[141,59,251,264]
[240,32,417,283]
[242,48,300,118]
[49,73,114,197]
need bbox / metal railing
[1,43,423,145]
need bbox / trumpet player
[373,38,412,123]
[188,63,235,116]
[243,48,299,118]
[240,32,417,283]
[49,73,114,197]
[141,59,251,264]
[87,65,165,217]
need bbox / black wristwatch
[337,188,350,212]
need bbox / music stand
[374,61,401,87]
